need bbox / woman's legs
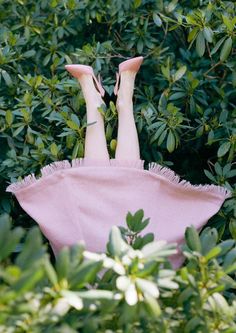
[115,71,140,160]
[79,75,109,160]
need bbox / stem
[203,61,222,76]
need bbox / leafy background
[0,0,236,331]
[0,0,236,230]
[0,0,235,234]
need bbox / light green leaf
[16,227,44,270]
[44,258,58,286]
[196,31,205,57]
[136,278,159,298]
[0,226,24,261]
[220,37,232,61]
[116,276,131,291]
[70,260,102,287]
[204,170,216,182]
[13,125,25,137]
[210,36,227,56]
[229,220,236,240]
[150,123,166,144]
[144,293,161,316]
[108,226,129,257]
[204,247,221,262]
[169,92,186,100]
[137,39,144,54]
[217,141,231,158]
[61,290,83,310]
[166,130,175,153]
[185,316,202,332]
[72,141,80,159]
[67,120,80,130]
[77,290,115,300]
[161,65,170,80]
[185,226,202,253]
[173,66,187,82]
[5,110,13,126]
[157,278,178,289]
[232,71,236,87]
[200,227,218,255]
[203,26,213,43]
[125,283,138,306]
[158,129,168,146]
[211,293,230,313]
[214,162,223,176]
[222,15,234,32]
[50,142,58,156]
[134,0,142,8]
[110,139,117,151]
[186,15,198,25]
[126,212,134,231]
[0,214,11,250]
[56,247,70,280]
[23,50,36,58]
[105,123,113,141]
[142,241,171,259]
[218,240,235,256]
[71,114,80,126]
[223,247,236,269]
[187,27,199,42]
[166,0,178,12]
[2,70,12,86]
[13,268,44,294]
[43,53,51,66]
[153,13,162,27]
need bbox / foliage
[1,211,236,333]
[0,0,236,329]
[0,0,235,233]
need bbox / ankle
[116,71,135,102]
[116,85,133,109]
[79,75,101,97]
[85,97,104,109]
[116,96,133,111]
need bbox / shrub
[1,211,236,332]
[0,0,236,330]
[0,0,235,232]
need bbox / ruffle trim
[6,158,144,194]
[6,158,232,199]
[148,162,232,199]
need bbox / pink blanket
[6,158,231,267]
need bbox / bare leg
[79,75,109,160]
[115,71,140,160]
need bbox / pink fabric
[6,158,232,268]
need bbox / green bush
[1,211,236,333]
[0,0,235,231]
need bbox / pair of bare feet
[65,57,143,161]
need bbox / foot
[65,64,105,98]
[79,75,104,108]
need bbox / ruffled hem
[148,162,232,199]
[6,158,232,199]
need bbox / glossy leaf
[220,37,232,61]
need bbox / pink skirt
[6,158,231,268]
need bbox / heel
[114,56,143,95]
[65,64,105,97]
